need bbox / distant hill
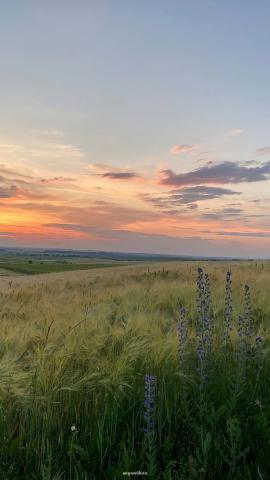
[0,246,243,262]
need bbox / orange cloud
[0,139,269,257]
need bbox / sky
[1,1,270,258]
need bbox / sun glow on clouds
[0,131,85,177]
[0,128,270,256]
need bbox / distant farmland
[0,259,126,275]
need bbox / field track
[0,262,136,290]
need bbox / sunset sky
[1,1,270,257]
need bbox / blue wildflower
[196,267,206,335]
[177,306,188,367]
[224,271,233,344]
[255,335,264,368]
[195,268,213,389]
[144,374,157,437]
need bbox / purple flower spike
[177,306,188,367]
[224,271,233,344]
[144,374,157,437]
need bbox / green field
[0,261,270,479]
[0,260,124,275]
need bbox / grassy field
[0,259,126,275]
[0,260,270,479]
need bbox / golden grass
[0,260,269,398]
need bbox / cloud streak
[102,171,140,180]
[88,163,143,181]
[218,230,270,238]
[160,161,270,186]
[170,144,198,154]
[170,186,239,204]
[201,207,244,221]
[40,176,77,184]
[255,146,270,156]
[143,185,239,213]
[225,128,243,137]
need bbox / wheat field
[0,261,270,479]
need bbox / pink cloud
[170,144,198,155]
[225,128,244,137]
